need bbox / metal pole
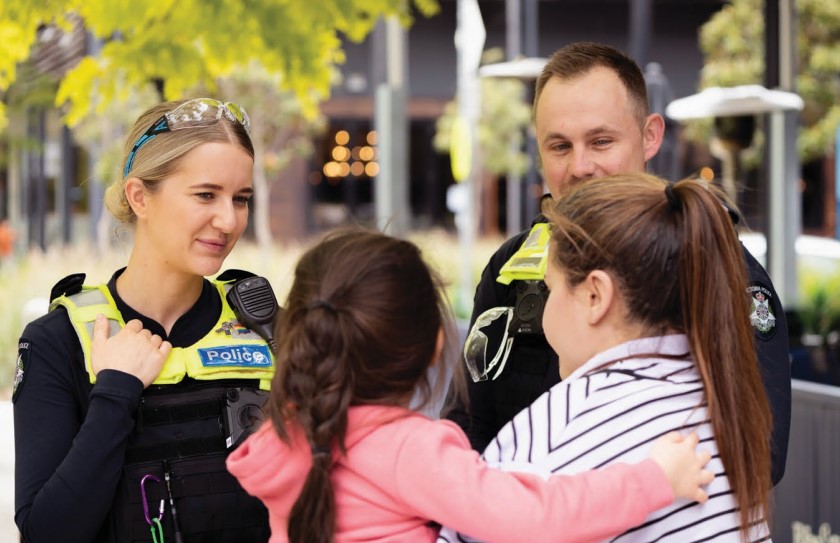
[505,0,523,236]
[835,124,840,239]
[523,0,538,63]
[523,0,540,224]
[454,0,485,314]
[506,0,521,60]
[29,108,47,251]
[628,0,652,67]
[373,17,410,236]
[765,0,799,307]
[60,125,74,244]
[87,32,104,246]
[10,111,26,249]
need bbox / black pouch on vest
[109,382,270,543]
[115,453,269,543]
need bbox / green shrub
[797,267,840,344]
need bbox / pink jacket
[227,405,673,543]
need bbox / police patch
[748,283,777,340]
[12,338,31,403]
[214,319,263,340]
[198,344,272,367]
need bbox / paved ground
[1,402,18,541]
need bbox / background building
[2,0,744,249]
[2,0,834,248]
[305,0,728,235]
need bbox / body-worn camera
[510,279,548,336]
[224,387,269,449]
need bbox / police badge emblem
[12,339,31,402]
[748,283,777,340]
[214,319,263,340]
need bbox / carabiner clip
[140,474,165,526]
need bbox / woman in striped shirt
[441,173,772,543]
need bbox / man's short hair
[534,42,650,128]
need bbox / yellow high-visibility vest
[50,279,275,390]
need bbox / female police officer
[13,98,274,542]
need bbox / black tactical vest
[101,378,270,543]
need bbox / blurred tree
[217,64,325,248]
[688,0,840,162]
[433,48,532,233]
[69,87,161,252]
[0,61,58,170]
[0,0,439,130]
[1,0,437,246]
[799,268,840,344]
[434,49,531,179]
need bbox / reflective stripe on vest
[50,280,275,390]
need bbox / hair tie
[307,299,337,313]
[664,183,681,211]
[311,445,331,457]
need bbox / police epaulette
[50,273,86,302]
[216,269,256,283]
[724,201,741,225]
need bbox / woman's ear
[581,270,616,325]
[124,177,148,219]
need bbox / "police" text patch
[198,345,272,367]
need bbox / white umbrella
[666,84,803,120]
[478,57,548,80]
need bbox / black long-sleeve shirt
[13,271,224,542]
[445,223,792,486]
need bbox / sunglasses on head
[123,98,250,178]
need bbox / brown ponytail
[269,228,457,543]
[547,173,772,538]
[673,179,772,535]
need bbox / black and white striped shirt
[439,335,770,543]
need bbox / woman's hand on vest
[91,315,171,388]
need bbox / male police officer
[444,42,791,485]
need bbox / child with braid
[227,228,714,543]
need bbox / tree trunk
[481,169,499,236]
[250,117,273,249]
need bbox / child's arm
[393,420,711,543]
[648,431,714,503]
